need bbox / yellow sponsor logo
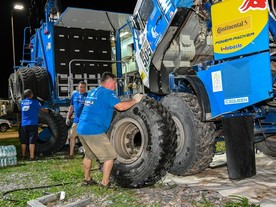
[140,71,146,81]
[214,16,251,37]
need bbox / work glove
[133,93,144,103]
[48,109,54,114]
[66,118,71,126]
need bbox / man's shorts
[69,123,78,139]
[20,125,38,144]
[78,133,117,163]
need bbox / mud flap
[222,115,256,180]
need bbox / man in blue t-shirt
[21,89,48,161]
[66,81,88,158]
[77,72,143,187]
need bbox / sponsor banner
[211,0,269,60]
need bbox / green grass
[224,196,260,207]
[0,137,259,207]
[0,155,142,207]
[0,137,142,207]
[215,141,226,153]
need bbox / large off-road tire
[256,135,276,157]
[108,96,177,188]
[161,93,216,176]
[8,73,17,113]
[15,68,37,108]
[32,66,51,101]
[35,111,68,155]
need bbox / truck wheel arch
[181,75,211,121]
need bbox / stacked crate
[54,27,112,98]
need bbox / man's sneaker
[82,179,97,186]
[99,182,112,189]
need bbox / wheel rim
[110,117,146,164]
[172,116,185,156]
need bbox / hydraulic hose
[1,181,75,202]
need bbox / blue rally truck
[8,0,276,188]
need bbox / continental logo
[214,16,251,37]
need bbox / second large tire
[108,96,177,188]
[8,73,17,113]
[161,93,216,176]
[256,135,276,157]
[32,66,50,101]
[15,67,37,108]
[35,111,68,155]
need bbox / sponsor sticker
[224,97,249,105]
[211,71,223,92]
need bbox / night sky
[0,0,136,99]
